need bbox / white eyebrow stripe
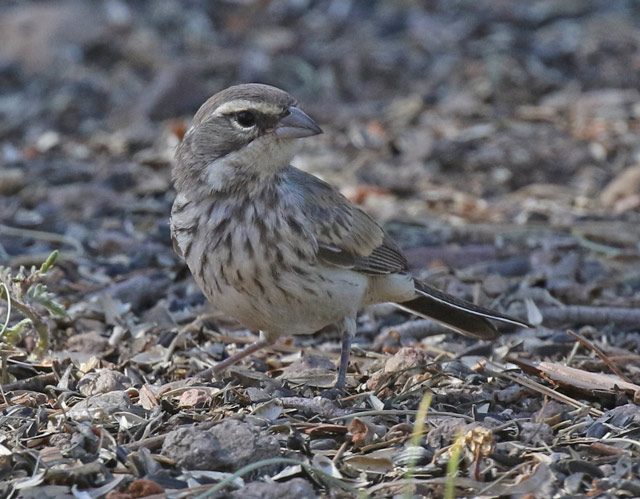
[213,100,284,116]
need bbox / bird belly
[198,260,367,335]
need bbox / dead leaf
[251,399,283,420]
[348,417,375,449]
[601,164,640,209]
[138,385,159,410]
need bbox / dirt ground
[1,1,640,497]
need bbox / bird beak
[274,106,323,139]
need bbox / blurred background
[0,0,639,327]
[2,1,639,216]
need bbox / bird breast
[170,188,367,335]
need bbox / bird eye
[235,111,256,128]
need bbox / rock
[228,478,316,499]
[77,369,133,396]
[161,419,279,472]
[67,391,136,422]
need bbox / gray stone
[161,419,279,472]
[77,369,133,396]
[67,391,135,422]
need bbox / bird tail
[394,279,531,340]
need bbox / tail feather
[395,279,531,340]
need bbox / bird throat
[204,137,297,195]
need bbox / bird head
[174,83,322,194]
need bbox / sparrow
[170,83,530,390]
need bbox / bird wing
[286,167,409,275]
[285,167,531,335]
[317,233,409,275]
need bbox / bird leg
[335,317,356,390]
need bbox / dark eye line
[226,107,290,131]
